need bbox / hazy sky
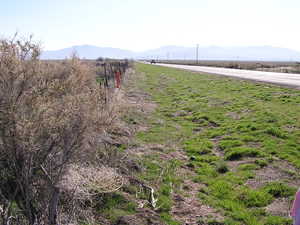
[1,0,299,51]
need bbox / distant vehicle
[150,59,156,64]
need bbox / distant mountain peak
[41,45,300,61]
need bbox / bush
[0,36,116,224]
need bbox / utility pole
[196,44,199,65]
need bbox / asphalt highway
[156,63,300,89]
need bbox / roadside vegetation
[132,63,300,224]
[0,36,133,225]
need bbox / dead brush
[0,35,126,225]
[61,165,124,199]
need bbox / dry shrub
[0,36,123,225]
[57,165,124,225]
[61,165,124,199]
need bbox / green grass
[137,155,182,224]
[134,63,299,224]
[98,193,137,222]
[224,147,263,160]
[219,140,244,150]
[262,182,297,198]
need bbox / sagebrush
[0,36,124,225]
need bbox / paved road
[156,63,300,89]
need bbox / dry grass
[0,35,131,225]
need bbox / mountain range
[41,45,300,61]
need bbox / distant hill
[41,45,300,61]
[41,45,135,59]
[138,45,300,61]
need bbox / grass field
[132,63,300,225]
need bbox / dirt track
[156,63,300,89]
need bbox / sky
[1,0,300,52]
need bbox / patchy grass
[262,182,297,198]
[224,147,263,160]
[219,140,244,150]
[137,156,183,224]
[99,193,137,222]
[134,63,300,224]
[255,159,269,168]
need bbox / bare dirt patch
[211,136,225,157]
[265,198,291,218]
[226,158,257,172]
[226,112,241,120]
[246,162,300,189]
[283,124,299,133]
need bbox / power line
[196,44,199,64]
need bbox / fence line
[96,60,131,103]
